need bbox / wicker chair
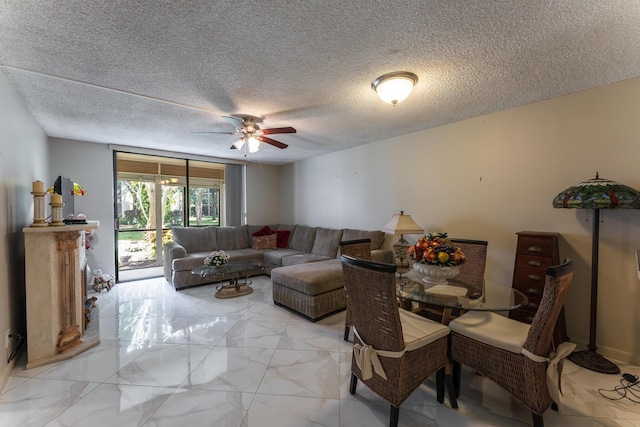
[416,239,488,323]
[340,239,372,341]
[449,259,573,427]
[341,255,457,427]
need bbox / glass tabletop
[397,270,528,312]
[191,260,273,277]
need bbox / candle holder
[49,201,65,226]
[30,191,48,227]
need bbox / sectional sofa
[162,224,393,319]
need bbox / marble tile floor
[2,275,640,427]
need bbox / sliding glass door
[115,152,226,281]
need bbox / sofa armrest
[371,249,394,265]
[163,241,188,283]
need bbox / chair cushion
[449,311,530,354]
[399,309,450,351]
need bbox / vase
[413,263,461,285]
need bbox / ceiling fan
[193,115,296,153]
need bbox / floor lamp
[553,173,640,374]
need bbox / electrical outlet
[5,329,10,349]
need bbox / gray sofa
[162,224,392,291]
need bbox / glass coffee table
[191,260,274,299]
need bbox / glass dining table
[397,270,528,325]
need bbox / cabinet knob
[527,274,541,281]
[527,260,541,267]
[527,288,542,295]
[527,246,541,253]
[527,302,539,310]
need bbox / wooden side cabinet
[510,231,567,345]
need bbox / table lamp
[552,172,640,374]
[382,211,423,278]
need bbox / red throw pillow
[276,230,290,248]
[252,225,273,237]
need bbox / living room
[2,2,640,426]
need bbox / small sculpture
[92,269,115,293]
[84,296,97,325]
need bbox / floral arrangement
[204,250,230,267]
[408,232,466,267]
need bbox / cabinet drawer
[513,268,545,284]
[513,281,544,298]
[515,254,554,271]
[509,309,535,324]
[516,237,555,257]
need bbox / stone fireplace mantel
[23,221,100,369]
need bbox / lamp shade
[552,173,640,210]
[372,72,418,106]
[381,211,423,235]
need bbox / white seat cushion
[449,311,530,354]
[399,308,450,351]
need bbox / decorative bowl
[413,263,461,285]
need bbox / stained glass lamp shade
[552,173,640,374]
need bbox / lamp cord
[597,373,640,403]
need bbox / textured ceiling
[2,1,640,165]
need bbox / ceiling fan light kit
[372,71,418,106]
[196,115,296,155]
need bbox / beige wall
[282,77,640,364]
[245,163,281,225]
[0,72,48,387]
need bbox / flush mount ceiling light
[371,71,418,106]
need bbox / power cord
[598,373,640,403]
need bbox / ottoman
[271,259,346,321]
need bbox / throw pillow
[276,229,290,248]
[252,233,277,250]
[252,225,273,237]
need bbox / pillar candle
[50,193,62,204]
[32,180,45,193]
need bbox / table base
[215,279,253,299]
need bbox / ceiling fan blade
[259,127,296,135]
[222,115,245,129]
[256,136,288,149]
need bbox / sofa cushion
[342,228,386,250]
[289,225,317,252]
[271,259,344,296]
[282,253,332,266]
[171,226,217,253]
[252,233,277,250]
[276,225,296,247]
[263,248,307,266]
[311,228,343,258]
[216,225,249,250]
[173,252,214,272]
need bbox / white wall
[245,163,281,225]
[0,72,48,387]
[48,138,116,277]
[281,76,640,365]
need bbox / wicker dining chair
[341,255,457,427]
[449,259,573,427]
[416,239,488,323]
[340,239,373,341]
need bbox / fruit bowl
[414,263,461,285]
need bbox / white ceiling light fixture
[371,71,418,106]
[248,137,260,153]
[233,138,246,150]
